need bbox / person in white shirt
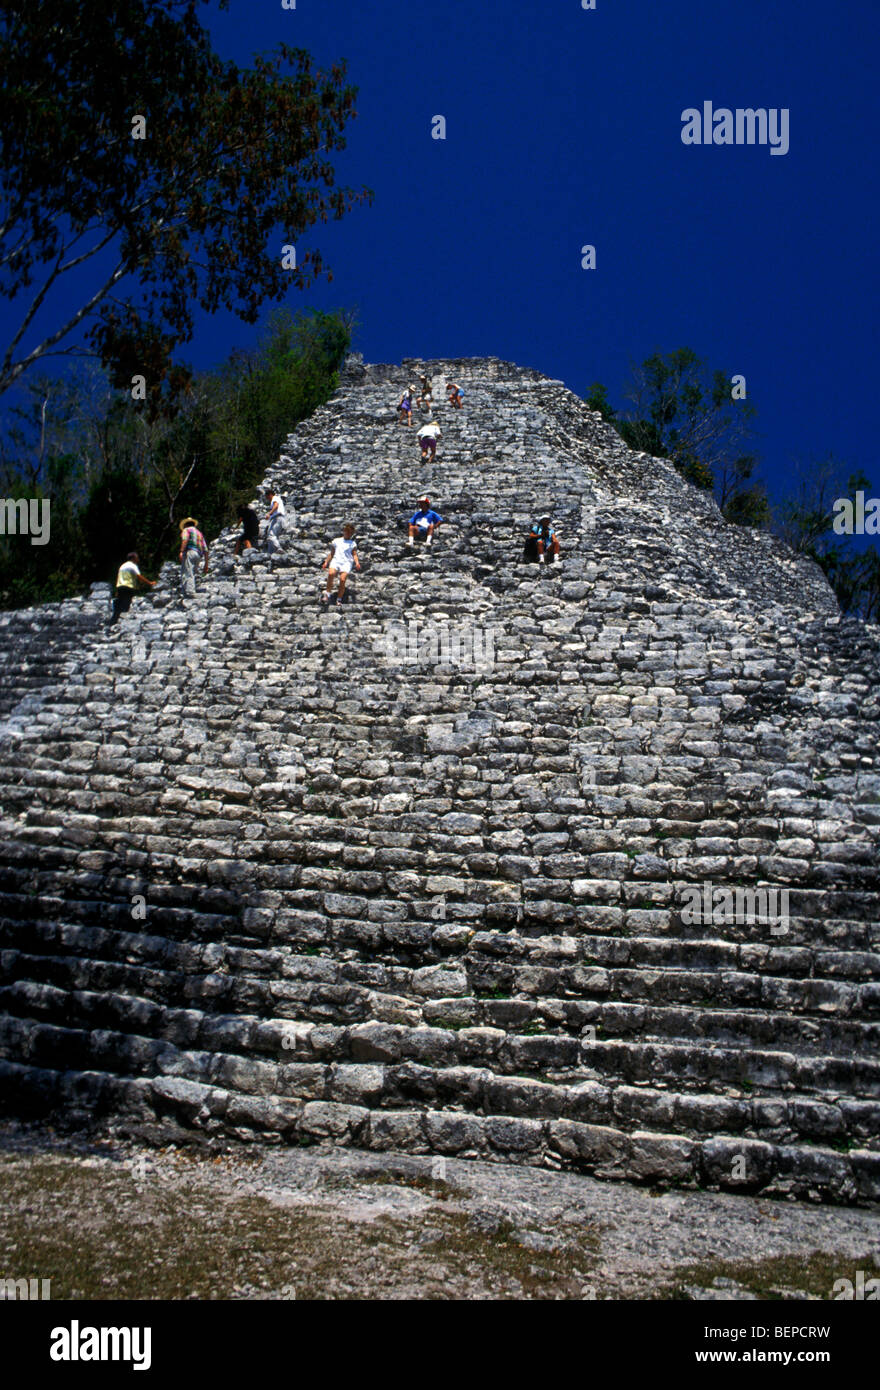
[266,491,286,553]
[321,523,361,603]
[417,420,441,461]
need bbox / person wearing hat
[528,514,560,564]
[417,419,441,462]
[416,373,433,411]
[407,496,442,547]
[178,516,209,598]
[109,552,155,625]
[397,385,414,426]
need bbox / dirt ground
[0,1121,878,1300]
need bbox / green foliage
[0,307,352,607]
[587,346,761,512]
[585,382,617,424]
[0,1,370,406]
[773,461,878,618]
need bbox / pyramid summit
[0,355,878,1202]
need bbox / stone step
[0,354,876,1201]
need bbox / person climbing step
[407,496,442,548]
[446,379,464,409]
[178,517,209,599]
[397,385,415,426]
[266,491,286,553]
[234,504,260,556]
[109,552,155,625]
[321,523,360,603]
[417,419,441,462]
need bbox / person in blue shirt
[529,514,560,564]
[407,496,442,547]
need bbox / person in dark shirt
[234,505,260,555]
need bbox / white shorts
[330,561,353,575]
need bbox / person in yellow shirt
[110,552,155,625]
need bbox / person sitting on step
[417,419,441,461]
[527,514,560,564]
[321,523,360,603]
[234,504,260,556]
[397,386,414,426]
[407,496,442,547]
[446,379,464,409]
[110,552,155,625]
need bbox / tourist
[321,522,361,603]
[397,386,414,426]
[417,419,441,462]
[416,373,433,411]
[266,491,286,553]
[446,380,464,409]
[109,552,155,625]
[528,514,560,564]
[407,496,442,547]
[179,516,209,598]
[234,504,260,556]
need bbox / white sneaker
[539,554,545,564]
[406,538,414,547]
[426,535,432,546]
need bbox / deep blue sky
[4,0,879,509]
[215,0,880,503]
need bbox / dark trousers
[111,587,133,623]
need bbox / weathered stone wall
[1,357,878,1202]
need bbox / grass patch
[666,1251,876,1302]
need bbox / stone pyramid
[1,355,878,1203]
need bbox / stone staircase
[1,355,878,1203]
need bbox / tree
[0,0,369,408]
[586,347,765,519]
[585,381,617,425]
[716,455,769,526]
[0,306,352,606]
[773,458,876,617]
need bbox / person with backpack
[416,373,433,411]
[178,517,209,598]
[526,514,560,564]
[407,496,442,547]
[417,419,441,462]
[109,552,155,625]
[321,522,361,603]
[397,386,415,426]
